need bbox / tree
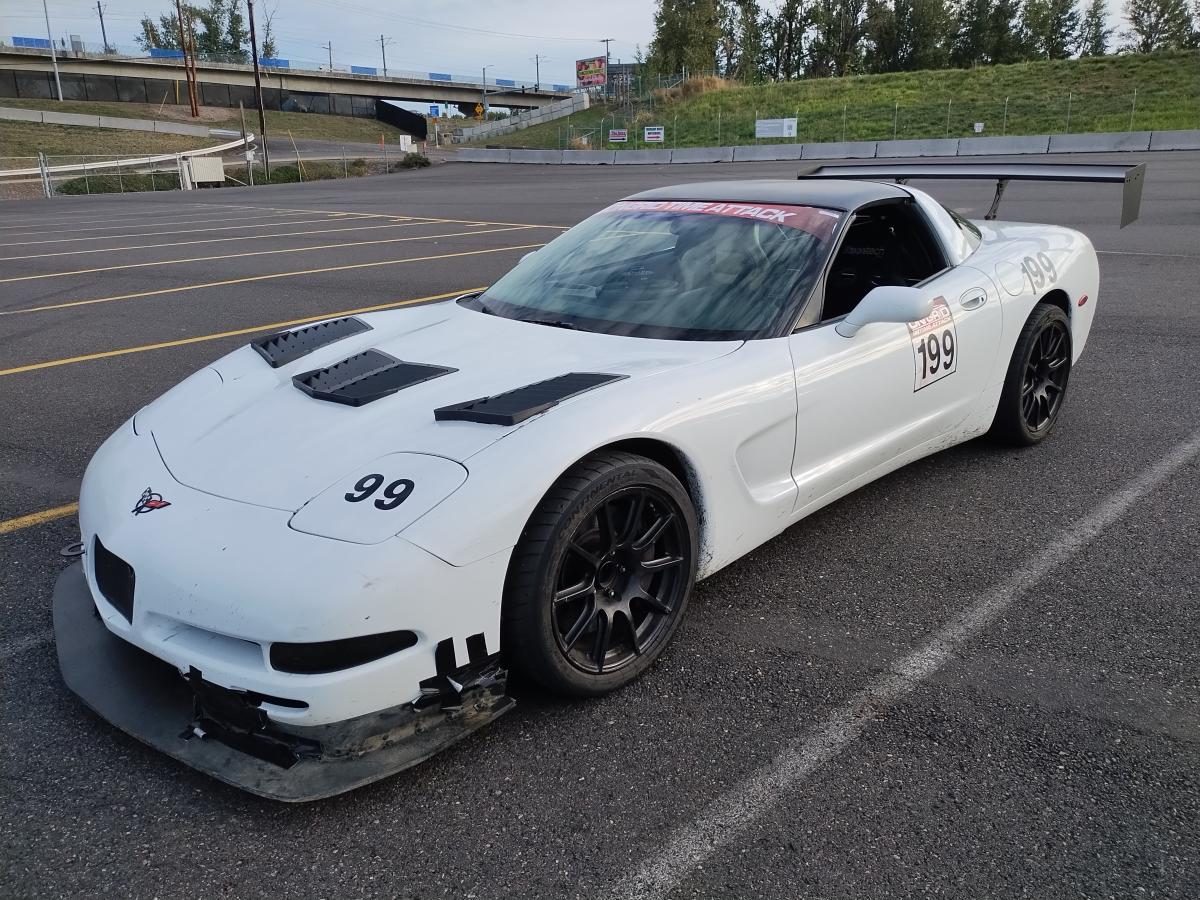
[261,5,279,59]
[763,0,811,79]
[808,0,869,76]
[1076,0,1113,53]
[952,0,992,64]
[1022,0,1082,57]
[729,0,767,80]
[647,0,724,75]
[898,0,955,68]
[864,0,901,71]
[989,0,1029,61]
[133,1,256,61]
[1121,0,1194,50]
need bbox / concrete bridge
[0,48,570,116]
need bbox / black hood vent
[252,316,372,368]
[434,372,626,426]
[294,350,456,407]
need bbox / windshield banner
[605,200,840,237]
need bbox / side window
[945,206,982,253]
[819,201,947,323]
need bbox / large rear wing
[799,162,1146,227]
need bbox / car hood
[141,300,740,511]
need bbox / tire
[989,303,1073,446]
[501,450,698,697]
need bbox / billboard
[576,55,607,87]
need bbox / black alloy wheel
[502,451,698,696]
[990,303,1073,446]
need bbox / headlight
[288,452,468,544]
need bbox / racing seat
[822,218,899,320]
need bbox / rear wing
[799,162,1146,227]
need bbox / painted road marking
[2,209,336,241]
[612,430,1200,900]
[0,286,485,377]
[0,503,78,535]
[0,242,544,317]
[0,225,538,283]
[0,204,217,230]
[0,218,448,262]
[195,201,571,232]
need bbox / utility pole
[600,37,613,97]
[378,35,393,77]
[482,64,491,116]
[42,0,63,101]
[95,1,110,53]
[174,0,198,116]
[246,0,270,177]
[322,41,332,71]
[531,53,543,91]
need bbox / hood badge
[132,487,172,516]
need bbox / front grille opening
[270,630,418,674]
[93,537,135,622]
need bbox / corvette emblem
[132,487,171,516]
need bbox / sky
[2,1,656,86]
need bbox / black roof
[625,179,909,211]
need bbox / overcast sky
[4,1,655,85]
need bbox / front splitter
[52,562,514,802]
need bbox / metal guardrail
[0,133,253,180]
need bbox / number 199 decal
[907,296,959,391]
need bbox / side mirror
[835,285,934,338]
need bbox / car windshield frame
[461,199,846,341]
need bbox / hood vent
[294,350,457,407]
[434,372,626,426]
[252,316,372,368]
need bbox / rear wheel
[502,451,697,696]
[990,303,1072,445]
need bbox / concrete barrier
[1148,129,1200,151]
[670,146,734,164]
[957,135,1050,156]
[875,138,959,158]
[562,150,616,164]
[508,149,563,164]
[731,143,805,162]
[614,149,671,165]
[0,106,44,123]
[1048,131,1152,153]
[455,147,511,163]
[802,140,877,160]
[43,111,102,128]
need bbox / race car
[53,162,1144,800]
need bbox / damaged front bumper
[53,562,514,802]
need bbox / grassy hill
[0,98,412,147]
[469,49,1200,150]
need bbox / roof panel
[625,179,909,211]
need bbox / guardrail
[0,133,252,180]
[452,129,1200,164]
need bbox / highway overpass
[0,47,570,117]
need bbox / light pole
[42,0,63,101]
[246,0,270,177]
[600,37,613,98]
[481,64,492,116]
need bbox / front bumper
[54,562,514,801]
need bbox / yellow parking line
[0,287,485,377]
[5,209,340,240]
[1,242,546,317]
[0,213,381,249]
[0,225,536,283]
[0,218,446,262]
[198,202,571,232]
[0,205,214,231]
[0,503,78,536]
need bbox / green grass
[0,98,412,144]
[470,49,1200,149]
[0,121,207,163]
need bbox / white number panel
[907,296,959,391]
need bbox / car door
[787,201,1001,511]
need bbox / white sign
[429,104,440,117]
[907,297,959,391]
[644,125,665,143]
[608,128,628,143]
[755,117,798,139]
[973,122,985,133]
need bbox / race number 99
[907,297,959,391]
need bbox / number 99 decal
[906,296,960,391]
[1021,252,1058,292]
[344,474,415,510]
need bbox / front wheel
[502,451,698,696]
[990,303,1072,446]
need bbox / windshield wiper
[517,316,580,330]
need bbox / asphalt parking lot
[1,152,1198,899]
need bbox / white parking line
[613,429,1200,900]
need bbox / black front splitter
[52,562,514,802]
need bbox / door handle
[959,289,987,311]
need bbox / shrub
[393,152,431,169]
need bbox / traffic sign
[608,128,628,143]
[429,104,440,117]
[474,103,484,119]
[644,125,665,143]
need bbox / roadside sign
[754,117,798,139]
[973,122,985,133]
[429,104,440,117]
[608,128,628,143]
[474,103,484,119]
[644,125,665,143]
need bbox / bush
[393,152,431,169]
[55,171,181,194]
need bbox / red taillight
[1077,295,1089,307]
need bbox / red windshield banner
[605,200,841,238]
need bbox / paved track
[1,153,1198,899]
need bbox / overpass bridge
[0,47,571,118]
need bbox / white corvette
[53,163,1144,800]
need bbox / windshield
[466,200,843,340]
